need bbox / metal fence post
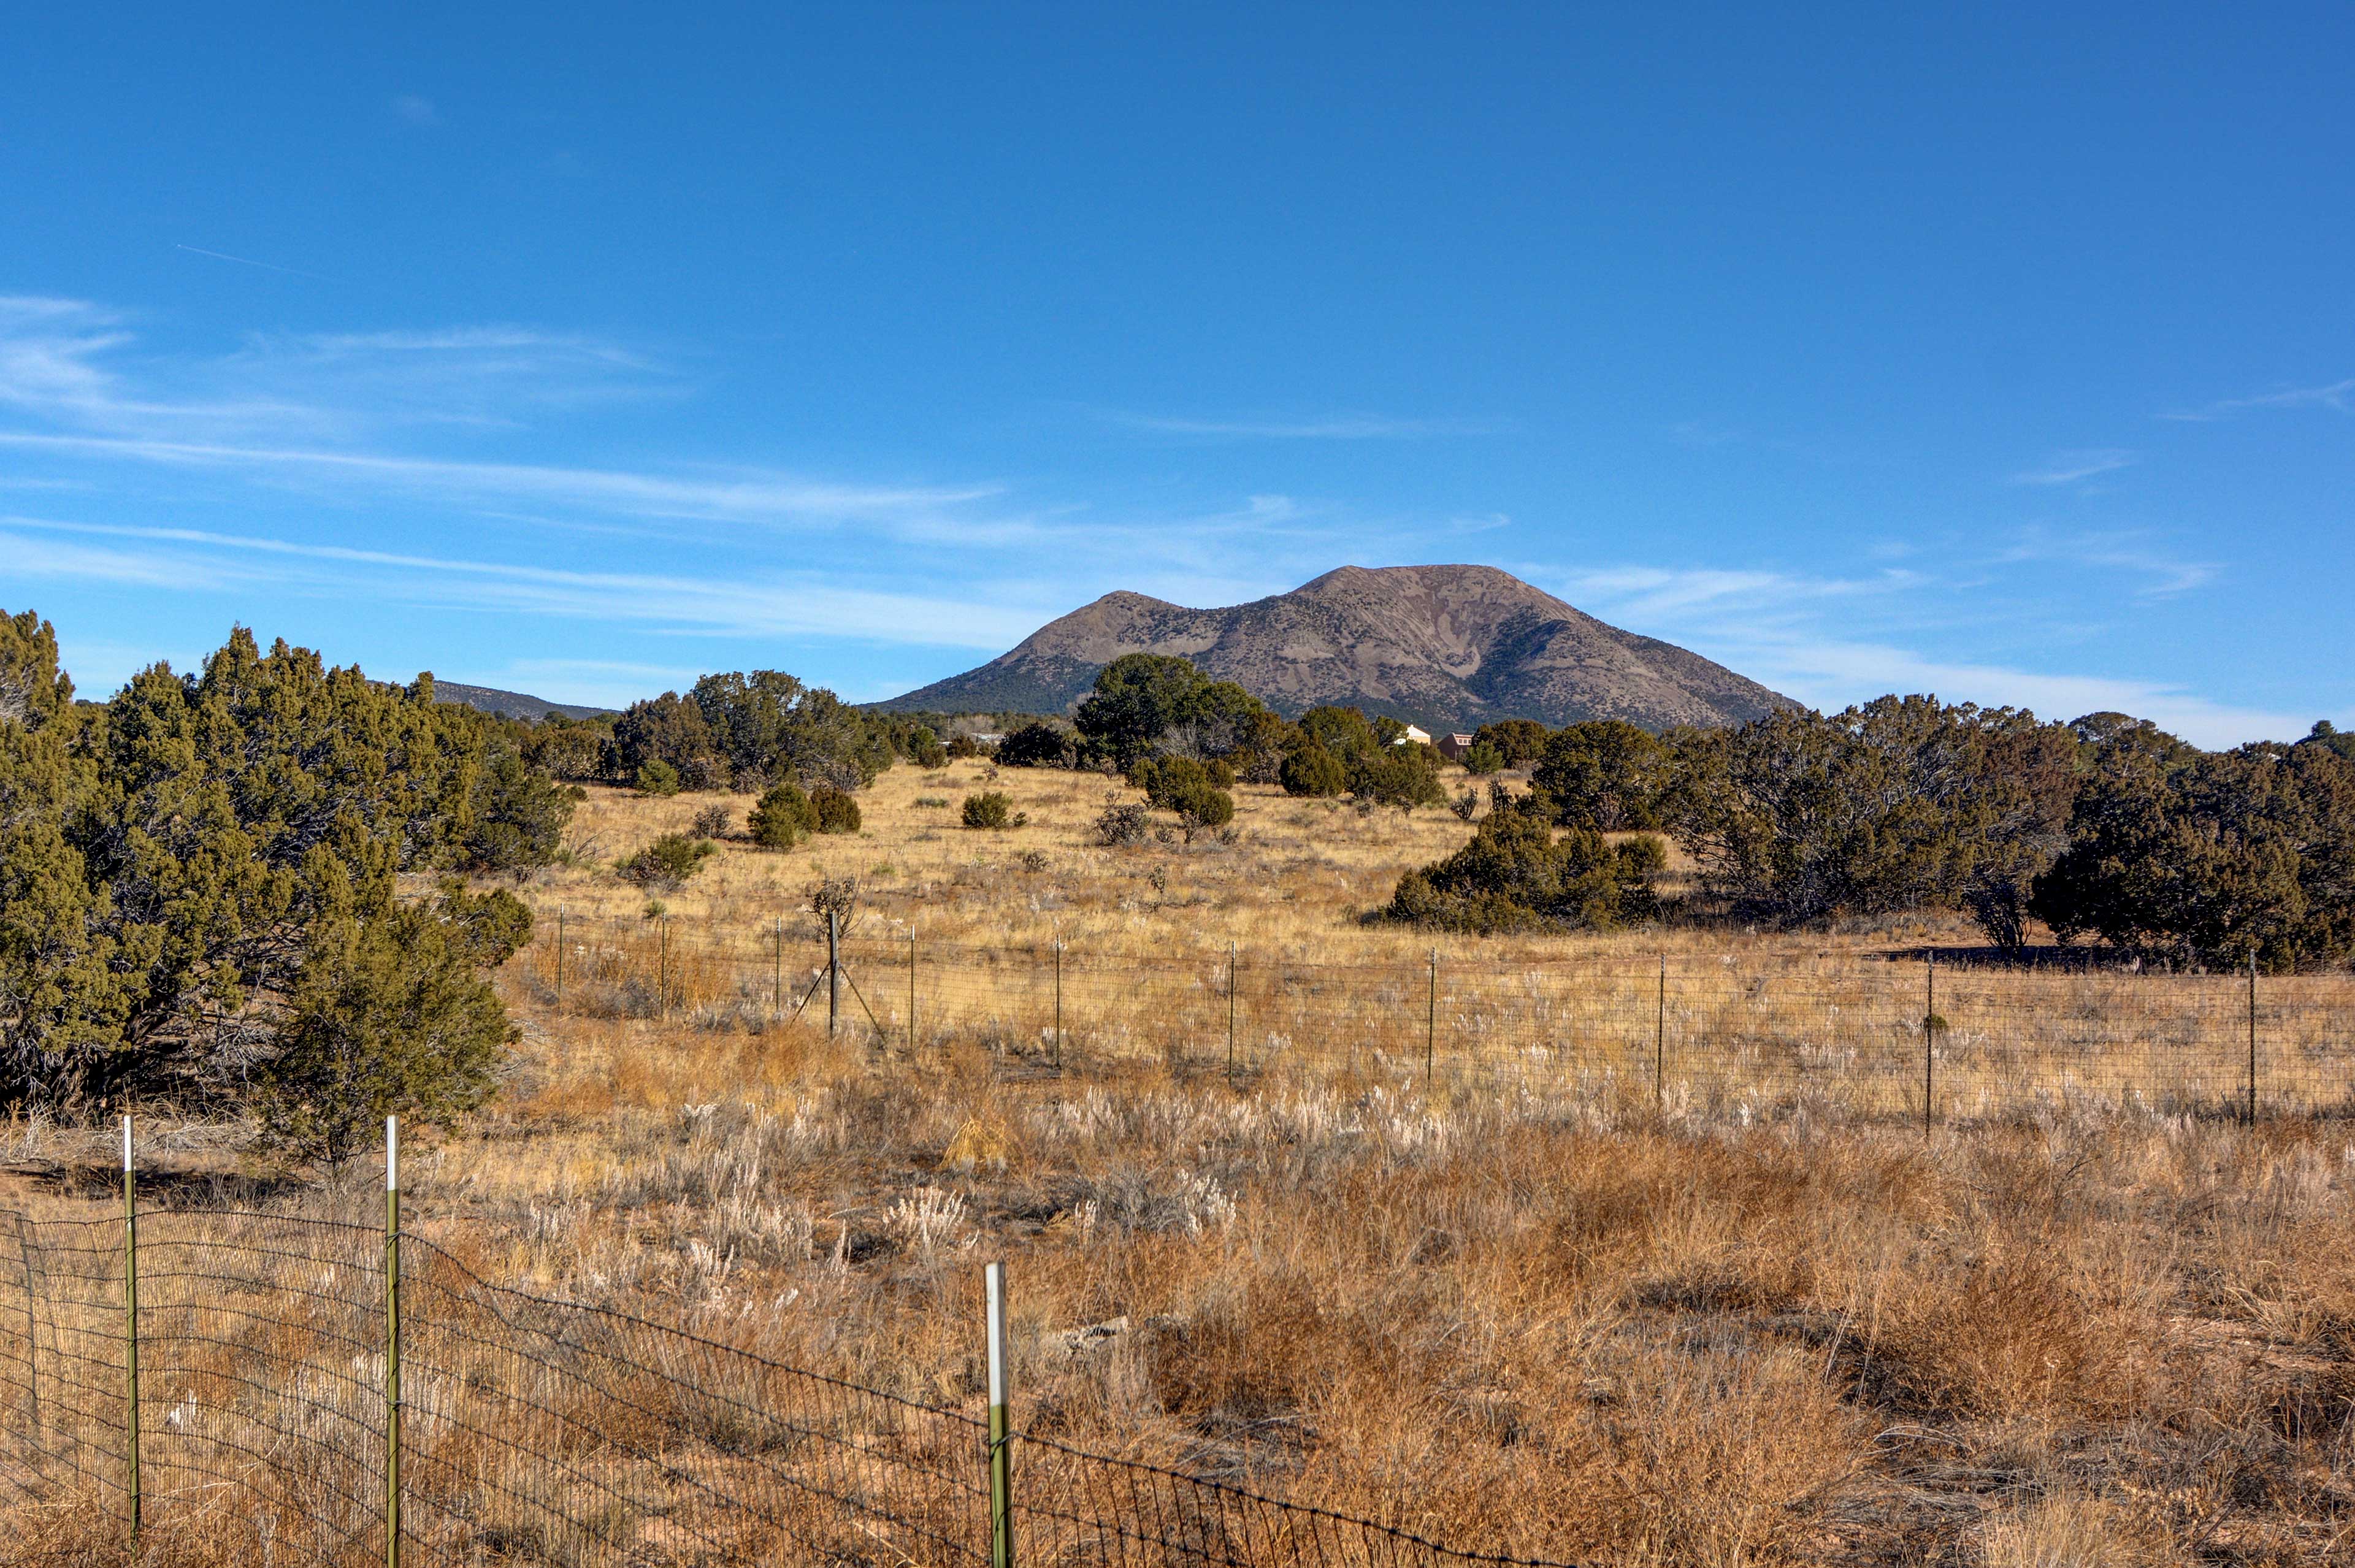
[1655,955,1666,1111]
[827,911,841,1037]
[772,916,783,1019]
[1227,941,1238,1090]
[2247,950,2259,1126]
[385,1117,402,1568]
[909,934,918,1052]
[985,1261,1015,1568]
[1923,954,1936,1136]
[1052,935,1063,1069]
[658,917,671,1020]
[121,1115,139,1545]
[554,909,565,1003]
[11,1213,40,1463]
[1425,949,1438,1089]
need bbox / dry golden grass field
[7,761,2355,1566]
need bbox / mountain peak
[879,566,1793,730]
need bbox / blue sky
[2,5,2349,746]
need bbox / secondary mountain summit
[884,565,1794,731]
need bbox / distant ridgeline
[426,679,616,723]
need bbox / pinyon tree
[0,611,553,1124]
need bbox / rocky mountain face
[879,564,1795,732]
[431,681,615,722]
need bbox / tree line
[994,653,1453,819]
[0,609,913,1152]
[987,656,2355,972]
[1395,700,2355,971]
[516,670,903,795]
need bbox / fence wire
[526,919,2355,1124]
[0,1207,1577,1567]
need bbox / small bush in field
[962,792,1022,829]
[1095,801,1152,846]
[749,782,818,847]
[1131,756,1235,838]
[634,759,682,797]
[691,803,734,838]
[811,785,862,834]
[619,833,715,891]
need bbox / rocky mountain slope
[431,681,615,722]
[880,564,1794,731]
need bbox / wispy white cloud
[2161,377,2355,422]
[1548,559,2298,748]
[0,296,343,437]
[0,516,1044,649]
[392,94,438,126]
[0,432,1006,530]
[1737,636,2309,750]
[0,300,1022,536]
[2011,448,2136,486]
[0,530,241,590]
[1547,564,1915,623]
[1106,410,1511,440]
[1994,527,2217,598]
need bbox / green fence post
[1655,955,1666,1111]
[1425,950,1437,1089]
[1227,941,1238,1090]
[385,1116,401,1568]
[2247,951,2259,1126]
[986,1261,1015,1568]
[827,912,841,1037]
[121,1115,139,1547]
[1923,954,1936,1136]
[909,934,918,1052]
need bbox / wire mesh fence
[522,916,2355,1125]
[0,1193,1578,1566]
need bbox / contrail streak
[173,243,326,280]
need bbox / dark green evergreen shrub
[1384,812,1664,933]
[998,722,1073,768]
[748,782,817,847]
[811,785,862,834]
[619,833,716,889]
[962,792,1018,829]
[1280,745,1349,797]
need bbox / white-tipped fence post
[385,1116,401,1568]
[121,1115,139,1545]
[985,1261,1014,1568]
